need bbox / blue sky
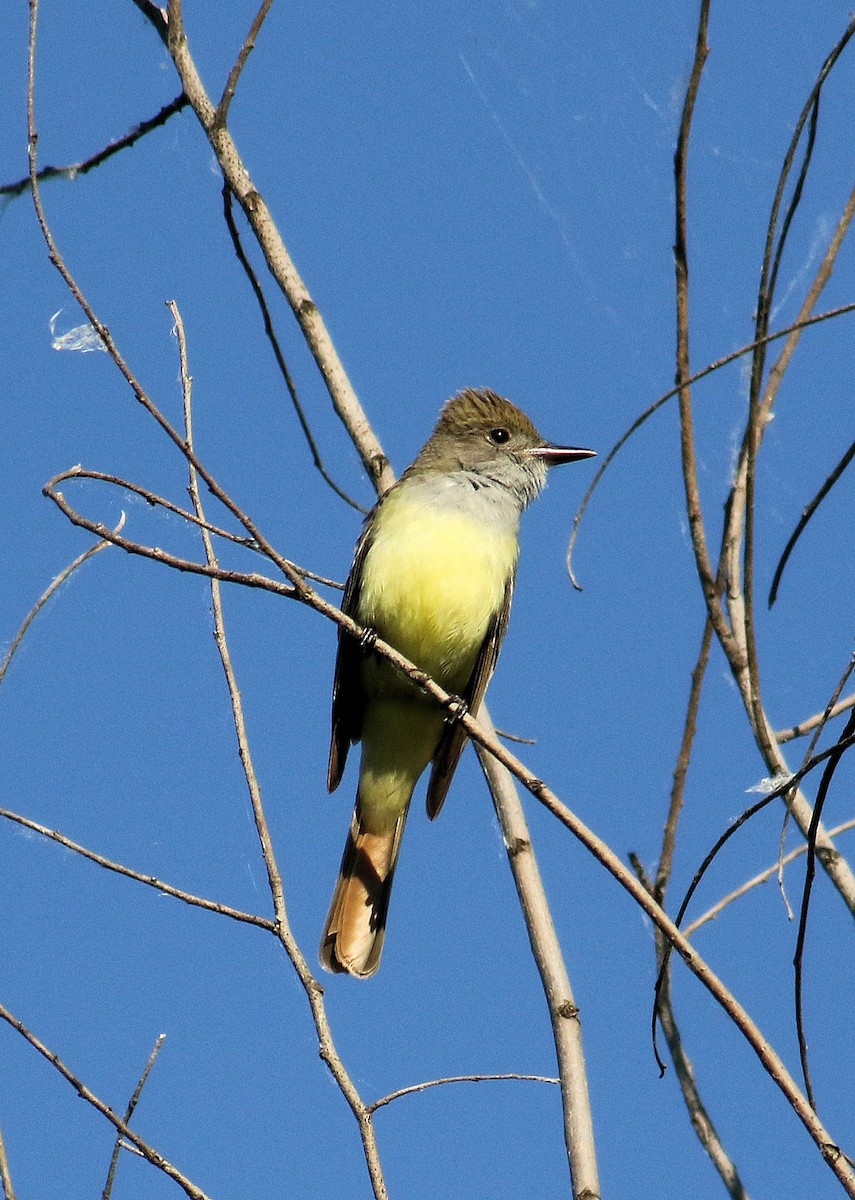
[2,3,854,1198]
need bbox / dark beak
[526,443,596,466]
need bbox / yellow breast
[357,487,518,691]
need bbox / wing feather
[424,573,515,819]
[327,516,376,792]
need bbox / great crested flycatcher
[320,387,594,977]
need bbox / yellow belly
[357,489,517,692]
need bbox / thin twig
[55,468,259,547]
[667,9,754,1187]
[42,475,295,595]
[651,727,855,1063]
[672,1,741,673]
[221,188,366,512]
[708,21,855,915]
[738,23,855,761]
[0,994,209,1200]
[102,1034,167,1200]
[0,95,187,201]
[0,1119,15,1200]
[662,729,855,951]
[776,692,855,743]
[565,300,855,587]
[50,464,343,587]
[26,24,326,620]
[655,613,714,904]
[483,765,855,1193]
[171,301,390,1200]
[792,655,855,796]
[0,522,123,685]
[684,818,855,937]
[635,858,751,1200]
[369,1073,560,1114]
[129,0,168,46]
[216,0,275,126]
[793,708,855,1108]
[656,958,751,1199]
[768,432,855,607]
[0,806,275,930]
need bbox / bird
[320,387,595,977]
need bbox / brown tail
[319,802,407,978]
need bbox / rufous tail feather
[319,801,407,978]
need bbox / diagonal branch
[102,1034,167,1200]
[768,431,855,607]
[215,0,275,126]
[684,818,855,937]
[0,523,122,685]
[0,998,210,1200]
[0,805,276,930]
[0,94,187,201]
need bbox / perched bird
[320,388,594,977]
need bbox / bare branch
[708,21,855,912]
[0,522,122,686]
[42,473,295,595]
[565,301,855,586]
[55,467,259,547]
[369,1073,560,1114]
[672,2,734,658]
[216,0,275,126]
[102,1035,167,1200]
[794,708,855,1106]
[661,730,855,955]
[769,432,855,607]
[0,806,275,930]
[656,614,714,904]
[130,0,168,46]
[221,188,367,512]
[776,692,855,743]
[43,465,344,588]
[0,1119,15,1200]
[684,818,855,937]
[499,766,855,1192]
[0,997,210,1200]
[628,855,752,1200]
[25,38,328,611]
[1,95,187,201]
[476,721,600,1199]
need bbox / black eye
[488,427,511,445]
